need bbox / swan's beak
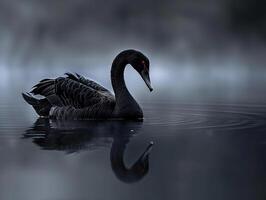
[141,70,153,92]
[140,141,154,162]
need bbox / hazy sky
[0,0,265,66]
[0,0,265,102]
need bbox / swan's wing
[65,72,110,92]
[31,76,115,108]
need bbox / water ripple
[144,103,266,131]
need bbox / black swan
[23,119,153,183]
[22,49,152,119]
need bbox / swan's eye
[141,60,149,71]
[141,61,147,70]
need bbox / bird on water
[22,49,153,120]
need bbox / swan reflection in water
[23,118,153,183]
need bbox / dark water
[1,98,266,200]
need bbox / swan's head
[130,141,154,177]
[125,50,153,92]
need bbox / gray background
[0,0,266,103]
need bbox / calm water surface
[1,97,266,200]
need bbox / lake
[1,93,266,200]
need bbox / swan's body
[22,50,152,120]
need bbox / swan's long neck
[110,134,151,183]
[110,137,129,176]
[111,55,142,118]
[110,137,141,183]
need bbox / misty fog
[0,0,266,103]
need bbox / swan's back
[23,73,115,119]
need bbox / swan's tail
[22,93,51,117]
